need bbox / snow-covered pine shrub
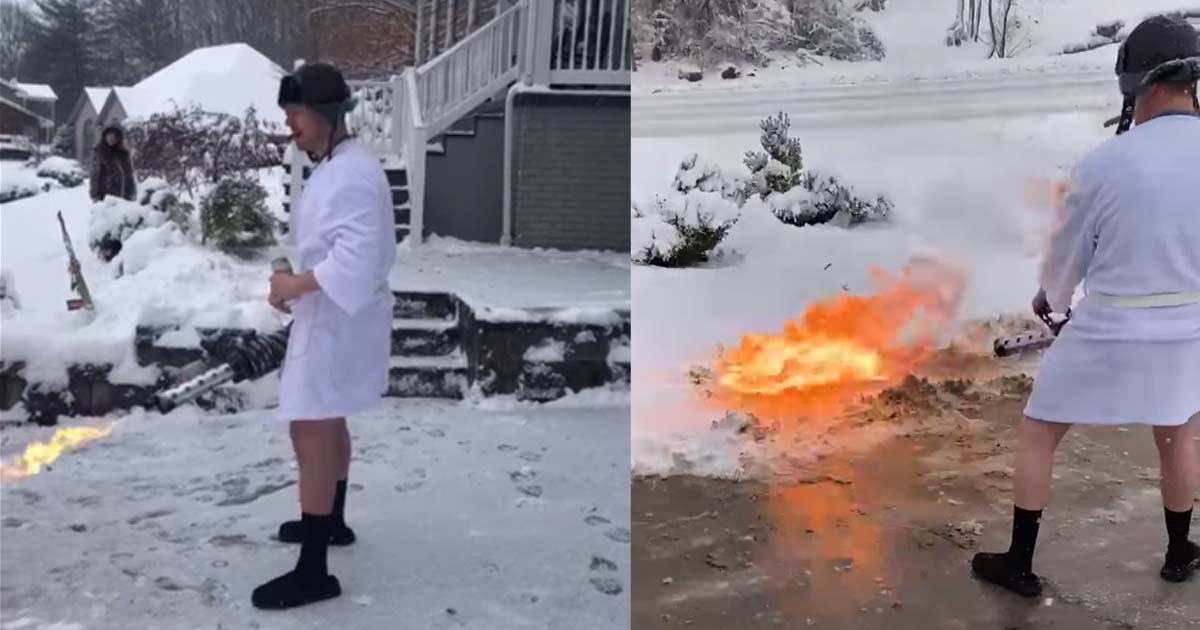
[742,112,805,199]
[138,177,194,234]
[744,112,893,227]
[35,156,85,188]
[632,191,740,267]
[791,0,886,61]
[199,175,278,257]
[51,124,74,157]
[125,105,283,196]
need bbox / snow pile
[117,43,286,128]
[88,197,158,248]
[0,181,286,389]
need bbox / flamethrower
[155,258,296,413]
[992,310,1071,358]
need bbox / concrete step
[387,354,469,399]
[385,168,408,187]
[391,318,461,356]
[394,204,411,226]
[390,185,409,207]
[514,360,631,402]
[392,291,457,321]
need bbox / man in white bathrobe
[972,15,1200,597]
[253,62,396,610]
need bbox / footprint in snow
[604,527,631,544]
[584,514,610,527]
[518,452,543,463]
[508,467,537,483]
[589,577,624,596]
[590,556,618,572]
[517,485,543,498]
[424,428,446,438]
[497,444,518,452]
[395,481,426,493]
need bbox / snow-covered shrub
[632,0,885,68]
[51,124,74,158]
[744,112,892,227]
[672,153,745,201]
[138,177,194,234]
[88,197,160,262]
[35,156,85,188]
[791,0,886,61]
[125,105,283,196]
[200,175,277,257]
[632,191,740,267]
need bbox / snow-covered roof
[15,82,56,101]
[84,87,112,111]
[112,43,286,126]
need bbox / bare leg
[334,417,351,481]
[290,419,342,515]
[1014,417,1073,510]
[1153,418,1198,512]
[972,416,1072,597]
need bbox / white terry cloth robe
[1024,112,1200,426]
[277,138,397,421]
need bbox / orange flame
[710,258,965,426]
[0,425,113,480]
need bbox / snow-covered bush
[743,112,892,227]
[632,191,740,267]
[199,175,278,257]
[51,124,74,158]
[672,153,745,201]
[632,0,885,68]
[88,197,160,262]
[125,105,283,196]
[35,156,85,188]
[138,177,194,234]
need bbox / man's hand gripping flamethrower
[993,287,1072,358]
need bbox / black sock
[1007,506,1043,574]
[333,479,348,527]
[1165,507,1193,556]
[296,513,331,578]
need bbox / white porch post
[527,0,553,86]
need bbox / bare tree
[0,0,35,78]
[984,0,1030,58]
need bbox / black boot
[971,506,1044,598]
[277,480,356,545]
[1161,508,1198,583]
[252,513,342,610]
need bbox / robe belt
[1088,291,1200,308]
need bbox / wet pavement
[633,372,1200,630]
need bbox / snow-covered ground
[630,0,1152,476]
[633,0,1198,94]
[0,397,631,630]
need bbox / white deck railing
[288,0,629,246]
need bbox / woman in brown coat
[89,124,137,202]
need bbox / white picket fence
[289,0,631,245]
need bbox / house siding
[509,91,629,252]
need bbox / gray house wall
[424,114,505,242]
[509,91,629,251]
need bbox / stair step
[390,187,409,207]
[393,291,457,320]
[390,353,468,369]
[515,360,629,402]
[385,169,408,187]
[391,320,462,357]
[387,358,468,399]
[394,205,411,226]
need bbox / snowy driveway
[0,399,631,630]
